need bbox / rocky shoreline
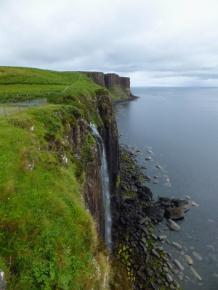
[111,146,181,290]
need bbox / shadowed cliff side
[83,71,138,100]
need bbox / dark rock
[137,270,147,281]
[158,197,192,220]
[152,249,160,258]
[166,273,173,283]
[83,71,106,86]
[165,207,185,220]
[112,146,180,290]
[174,259,184,271]
[144,204,164,223]
[145,156,151,161]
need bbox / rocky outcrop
[157,197,192,220]
[105,73,131,98]
[85,72,106,87]
[82,71,137,100]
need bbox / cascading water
[90,123,112,250]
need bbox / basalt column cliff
[83,71,137,100]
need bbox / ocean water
[115,87,218,290]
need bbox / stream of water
[90,124,112,250]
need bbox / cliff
[83,71,137,100]
[0,67,119,290]
[0,67,175,290]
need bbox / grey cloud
[1,0,218,86]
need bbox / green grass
[0,106,105,290]
[0,66,108,104]
[0,67,110,289]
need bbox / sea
[115,87,218,290]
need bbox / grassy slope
[0,66,107,103]
[0,67,109,290]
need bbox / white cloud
[0,0,218,86]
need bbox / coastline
[113,94,139,105]
[113,89,209,290]
[111,145,181,290]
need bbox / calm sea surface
[115,87,218,290]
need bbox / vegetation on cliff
[0,67,111,290]
[0,67,104,103]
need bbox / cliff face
[105,73,131,98]
[69,117,105,236]
[70,92,119,238]
[0,67,121,290]
[96,92,119,193]
[0,67,132,290]
[83,71,135,100]
[85,71,106,87]
[0,67,179,290]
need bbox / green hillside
[0,67,106,104]
[0,67,109,290]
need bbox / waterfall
[90,123,112,250]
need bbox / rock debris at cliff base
[111,146,180,290]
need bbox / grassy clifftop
[0,67,110,290]
[0,67,106,104]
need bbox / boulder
[172,242,182,250]
[167,219,181,231]
[185,255,193,265]
[165,207,185,220]
[158,197,193,220]
[190,267,202,281]
[166,273,174,283]
[158,235,167,241]
[174,259,184,271]
[192,201,199,207]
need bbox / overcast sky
[1,0,218,86]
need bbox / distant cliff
[83,71,137,100]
